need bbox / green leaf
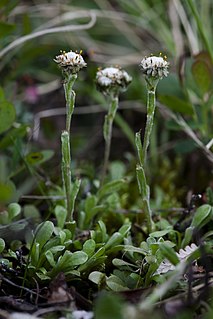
[36,272,50,281]
[135,131,144,166]
[109,161,126,180]
[150,227,173,238]
[8,203,21,221]
[69,251,88,267]
[31,242,40,266]
[0,124,29,149]
[97,179,126,201]
[24,205,40,219]
[83,239,96,257]
[192,60,212,95]
[104,232,124,250]
[181,227,194,248]
[55,205,66,229]
[118,223,131,237]
[89,271,106,285]
[50,245,65,254]
[191,204,212,229]
[0,180,16,204]
[70,178,81,219]
[85,194,97,215]
[98,220,108,242]
[25,150,54,166]
[123,245,147,255]
[106,275,127,291]
[35,221,54,250]
[54,250,73,273]
[54,250,88,275]
[78,247,106,273]
[112,258,137,269]
[85,205,104,225]
[0,99,16,134]
[159,95,194,115]
[159,243,179,266]
[45,250,56,267]
[0,238,5,253]
[136,164,148,199]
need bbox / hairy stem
[101,95,119,184]
[142,87,156,166]
[135,81,157,233]
[64,73,77,132]
[61,73,81,222]
[61,131,73,221]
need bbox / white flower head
[155,243,198,275]
[140,54,169,80]
[54,50,87,74]
[96,66,132,95]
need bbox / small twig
[154,277,213,307]
[206,138,213,150]
[0,12,96,58]
[0,274,43,299]
[158,104,213,164]
[32,277,40,305]
[32,101,143,140]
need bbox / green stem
[101,95,119,184]
[64,73,77,132]
[142,87,156,166]
[135,80,158,233]
[136,163,153,233]
[61,131,73,221]
[61,73,79,222]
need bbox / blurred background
[0,0,213,208]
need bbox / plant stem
[142,87,156,166]
[136,80,158,233]
[61,73,78,222]
[64,73,77,132]
[101,94,119,184]
[136,162,153,233]
[61,131,73,221]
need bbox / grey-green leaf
[191,204,212,229]
[97,179,126,201]
[8,203,21,221]
[0,238,5,253]
[0,98,16,134]
[35,221,54,250]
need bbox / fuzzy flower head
[54,50,87,74]
[96,66,132,96]
[140,54,169,80]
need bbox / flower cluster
[96,66,132,96]
[54,50,87,74]
[155,243,198,275]
[139,55,169,79]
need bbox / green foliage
[0,202,21,224]
[182,204,213,247]
[0,238,5,253]
[94,292,124,319]
[0,87,16,134]
[0,1,213,318]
